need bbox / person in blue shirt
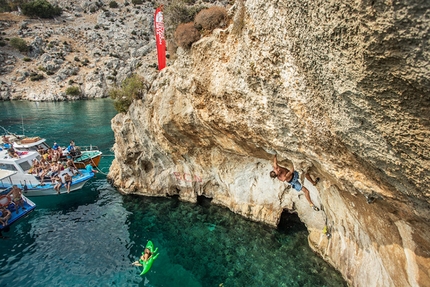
[52,142,59,150]
[85,164,98,174]
[67,140,76,157]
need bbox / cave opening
[197,195,213,208]
[277,209,307,234]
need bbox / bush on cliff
[194,6,227,31]
[65,86,81,96]
[109,1,118,8]
[21,0,62,18]
[174,22,200,49]
[10,37,28,53]
[109,74,147,113]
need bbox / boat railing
[0,187,13,196]
[77,145,99,152]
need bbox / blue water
[0,100,346,287]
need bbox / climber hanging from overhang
[269,154,320,211]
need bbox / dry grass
[174,22,200,49]
[194,6,227,32]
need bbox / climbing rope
[89,156,110,176]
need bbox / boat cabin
[0,150,42,187]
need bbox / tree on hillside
[21,0,62,18]
[109,74,148,113]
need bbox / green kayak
[139,241,159,275]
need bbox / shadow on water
[28,184,100,212]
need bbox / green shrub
[30,72,44,81]
[10,37,28,52]
[23,57,32,62]
[21,0,62,18]
[174,22,200,49]
[194,6,227,31]
[109,1,118,8]
[0,40,6,47]
[65,86,81,96]
[132,0,143,5]
[109,74,147,113]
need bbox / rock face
[108,0,430,286]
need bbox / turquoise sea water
[0,100,346,287]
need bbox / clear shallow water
[0,100,346,287]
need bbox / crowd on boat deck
[28,141,83,189]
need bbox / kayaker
[132,248,152,266]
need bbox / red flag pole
[154,5,166,71]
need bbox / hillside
[0,0,158,100]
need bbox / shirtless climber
[269,154,320,211]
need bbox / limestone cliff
[108,0,430,286]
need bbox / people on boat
[67,140,76,157]
[64,173,72,193]
[2,135,10,143]
[85,164,98,174]
[49,148,58,162]
[132,248,153,266]
[30,158,39,174]
[7,147,19,158]
[2,135,12,149]
[37,145,45,155]
[52,142,63,161]
[53,175,63,194]
[52,161,65,182]
[39,160,51,185]
[7,185,25,214]
[67,158,80,175]
[0,206,11,227]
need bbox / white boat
[0,170,36,230]
[1,131,103,168]
[0,149,94,197]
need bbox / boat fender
[0,195,11,207]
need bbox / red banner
[154,6,166,71]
